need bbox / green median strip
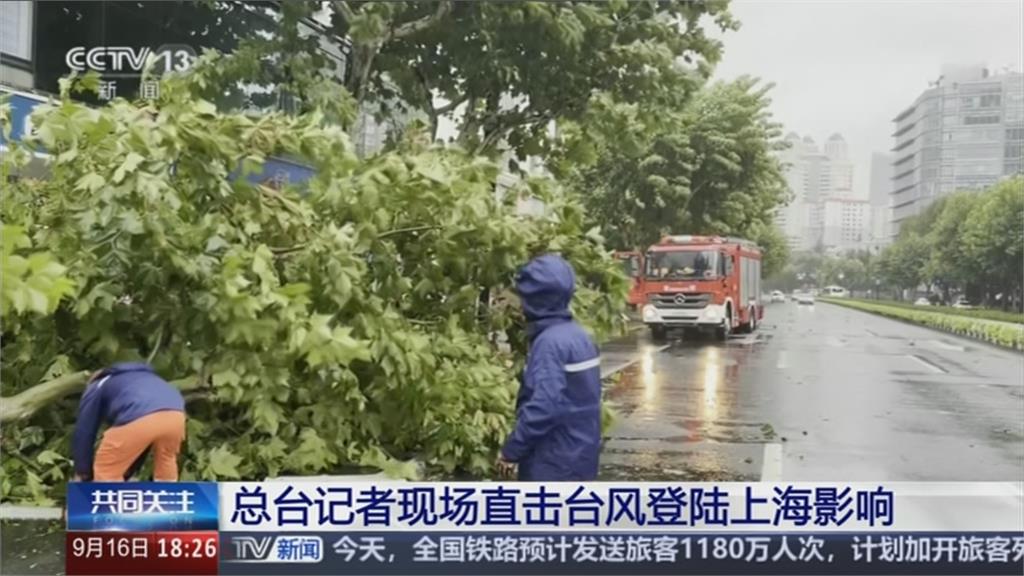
[836,298,1024,325]
[820,298,1024,351]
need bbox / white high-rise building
[890,65,1023,236]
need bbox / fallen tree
[0,63,628,504]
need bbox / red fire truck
[613,250,645,308]
[640,235,764,341]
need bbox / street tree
[555,77,790,264]
[0,65,628,504]
[208,1,736,159]
[962,177,1024,308]
[923,191,981,302]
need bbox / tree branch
[332,0,355,22]
[378,225,440,239]
[435,94,469,116]
[392,0,452,39]
[270,244,308,256]
[1,369,208,424]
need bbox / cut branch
[378,225,440,239]
[0,371,91,423]
[1,369,208,424]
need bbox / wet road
[599,300,1024,482]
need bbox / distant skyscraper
[775,132,860,252]
[868,152,895,251]
[890,65,1023,237]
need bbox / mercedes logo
[674,294,687,305]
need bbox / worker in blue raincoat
[496,254,602,481]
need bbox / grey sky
[712,0,1023,199]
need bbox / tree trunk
[0,371,92,423]
[0,371,206,424]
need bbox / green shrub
[840,298,1023,325]
[821,298,1024,350]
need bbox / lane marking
[760,443,783,481]
[776,350,789,369]
[907,354,947,374]
[928,340,965,352]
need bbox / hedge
[842,298,1023,325]
[820,298,1024,351]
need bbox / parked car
[771,290,786,303]
[824,285,849,298]
[914,297,931,306]
[952,297,975,310]
[795,291,815,305]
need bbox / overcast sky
[712,0,1023,199]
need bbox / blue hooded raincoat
[501,254,602,481]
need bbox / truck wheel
[747,306,758,333]
[715,315,731,341]
[649,325,667,341]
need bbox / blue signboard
[0,88,48,145]
[1,85,317,186]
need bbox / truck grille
[649,292,711,309]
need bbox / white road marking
[928,340,965,352]
[826,337,845,348]
[760,443,783,481]
[907,354,946,374]
[776,350,789,369]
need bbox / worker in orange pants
[71,364,186,482]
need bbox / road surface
[599,300,1024,482]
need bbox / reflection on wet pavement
[600,330,774,482]
[601,302,1024,482]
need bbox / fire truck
[640,235,764,341]
[613,250,645,308]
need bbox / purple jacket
[71,363,184,477]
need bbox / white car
[770,290,786,303]
[952,297,975,310]
[795,292,815,305]
[914,297,931,306]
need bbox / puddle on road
[1,520,64,575]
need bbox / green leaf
[205,445,242,479]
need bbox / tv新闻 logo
[226,535,323,563]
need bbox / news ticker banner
[65,481,1024,575]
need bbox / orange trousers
[93,410,186,481]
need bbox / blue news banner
[68,481,1024,575]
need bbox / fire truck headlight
[703,306,720,320]
[642,305,659,322]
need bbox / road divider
[820,298,1024,351]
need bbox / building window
[1006,128,1024,141]
[963,115,1000,125]
[0,1,32,61]
[980,94,1001,108]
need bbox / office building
[890,65,1024,236]
[867,152,895,251]
[822,198,870,252]
[776,132,861,252]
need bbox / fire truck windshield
[646,250,720,280]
